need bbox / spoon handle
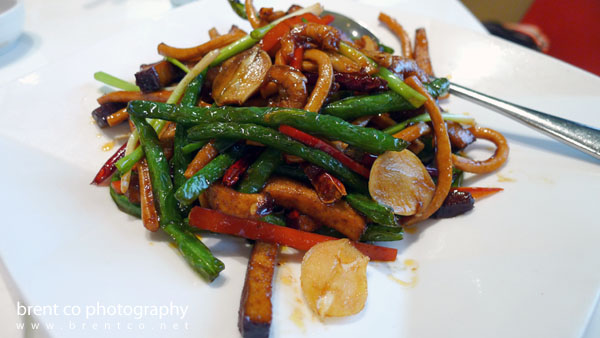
[449,82,600,160]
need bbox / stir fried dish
[90,1,508,336]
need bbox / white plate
[1,0,599,337]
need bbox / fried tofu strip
[263,177,366,241]
[204,181,278,338]
[238,241,278,338]
[206,184,274,220]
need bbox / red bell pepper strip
[91,142,127,184]
[453,187,503,200]
[111,180,123,194]
[319,14,335,25]
[261,13,335,53]
[189,207,397,261]
[290,46,304,70]
[279,125,371,178]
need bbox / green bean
[180,70,205,107]
[181,138,235,157]
[260,214,286,227]
[127,101,405,154]
[182,141,208,155]
[324,90,354,103]
[227,0,247,19]
[345,194,397,226]
[383,113,475,135]
[131,115,180,223]
[213,138,238,152]
[109,175,141,218]
[175,144,246,206]
[322,91,413,120]
[273,164,309,183]
[238,148,282,194]
[130,114,224,281]
[116,147,143,174]
[314,227,344,238]
[316,224,404,242]
[322,79,449,120]
[172,125,194,216]
[115,119,163,174]
[173,71,207,190]
[172,126,191,190]
[187,123,369,194]
[361,224,403,242]
[162,223,225,281]
[266,110,406,154]
[425,77,450,98]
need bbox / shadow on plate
[0,33,36,68]
[502,130,599,164]
[84,0,128,10]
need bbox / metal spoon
[324,10,600,161]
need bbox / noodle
[403,76,453,226]
[452,127,509,174]
[303,49,333,113]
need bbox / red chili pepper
[91,142,127,185]
[278,125,371,178]
[302,163,347,203]
[288,209,301,219]
[453,187,503,200]
[286,209,301,228]
[188,207,397,261]
[261,13,334,53]
[361,153,378,168]
[222,152,255,187]
[290,46,304,70]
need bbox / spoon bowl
[323,10,380,43]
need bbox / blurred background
[461,0,600,76]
